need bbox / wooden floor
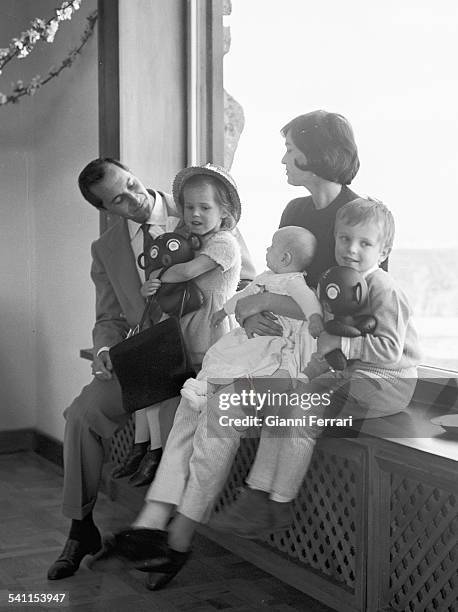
[0,452,334,612]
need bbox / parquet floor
[0,452,334,612]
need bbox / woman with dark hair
[279,110,360,287]
[238,110,367,339]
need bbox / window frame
[186,0,224,166]
[193,1,457,382]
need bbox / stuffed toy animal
[138,232,203,317]
[318,266,377,370]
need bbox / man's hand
[91,350,113,381]
[242,313,283,339]
[317,331,342,358]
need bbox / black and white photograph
[0,1,457,611]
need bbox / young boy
[210,198,422,538]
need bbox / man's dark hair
[281,110,360,185]
[78,158,130,209]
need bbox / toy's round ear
[189,234,202,251]
[354,282,363,304]
[137,253,147,270]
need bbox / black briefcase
[109,290,196,413]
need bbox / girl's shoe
[128,449,162,487]
[111,442,149,478]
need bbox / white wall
[0,0,98,440]
[119,0,187,188]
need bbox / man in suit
[47,158,255,580]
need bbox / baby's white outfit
[197,270,321,381]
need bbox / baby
[182,225,323,407]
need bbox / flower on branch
[27,29,41,44]
[0,10,98,107]
[31,18,46,31]
[27,77,41,95]
[45,20,59,43]
[56,7,73,21]
[13,80,24,91]
[0,0,82,70]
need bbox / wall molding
[0,429,36,454]
[0,429,63,467]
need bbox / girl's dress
[197,270,321,380]
[180,231,241,369]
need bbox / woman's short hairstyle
[335,197,395,252]
[179,174,237,231]
[281,110,360,185]
[78,158,130,209]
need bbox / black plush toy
[138,232,203,317]
[318,266,377,370]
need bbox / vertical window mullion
[187,0,224,166]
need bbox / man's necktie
[140,223,163,325]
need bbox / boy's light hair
[335,197,395,252]
[275,226,317,271]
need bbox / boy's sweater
[345,268,421,372]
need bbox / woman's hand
[234,294,267,323]
[241,313,283,338]
[235,294,283,338]
[211,308,227,327]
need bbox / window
[220,0,458,372]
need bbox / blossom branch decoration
[0,0,82,74]
[0,10,97,107]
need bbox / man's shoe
[128,449,162,487]
[90,527,169,571]
[143,548,191,591]
[112,442,149,479]
[47,532,102,580]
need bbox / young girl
[141,165,242,369]
[129,162,242,472]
